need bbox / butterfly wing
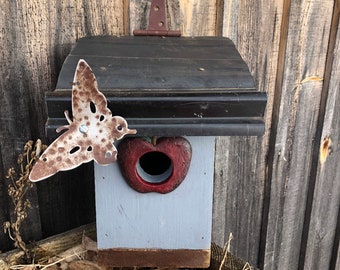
[29,126,94,182]
[71,60,136,164]
[72,60,112,122]
[29,59,136,182]
[71,60,118,164]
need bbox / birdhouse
[39,2,266,264]
[41,34,266,268]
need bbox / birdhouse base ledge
[98,248,210,268]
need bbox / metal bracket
[133,0,181,36]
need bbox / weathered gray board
[94,136,215,267]
[1,2,338,270]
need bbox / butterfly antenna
[56,125,70,133]
[64,110,73,124]
[55,110,73,133]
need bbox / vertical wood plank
[213,0,284,266]
[303,5,340,268]
[130,0,217,36]
[179,0,217,36]
[123,0,131,35]
[222,0,239,43]
[335,245,340,270]
[166,0,182,31]
[213,136,263,265]
[0,0,14,249]
[0,2,338,269]
[0,148,12,252]
[0,0,126,252]
[129,0,150,33]
[263,1,334,269]
[333,249,340,269]
[129,0,181,34]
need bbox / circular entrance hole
[136,152,173,184]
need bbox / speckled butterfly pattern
[29,59,137,182]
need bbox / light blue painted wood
[95,136,215,250]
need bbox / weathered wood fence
[0,1,339,269]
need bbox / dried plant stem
[219,232,233,270]
[9,250,87,270]
[3,139,47,262]
[242,262,252,270]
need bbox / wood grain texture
[336,245,340,270]
[212,136,263,265]
[0,148,11,252]
[179,0,217,36]
[222,0,239,43]
[0,1,339,269]
[129,0,151,33]
[130,0,217,36]
[0,223,96,267]
[213,0,284,266]
[129,0,181,34]
[0,0,125,251]
[98,248,210,268]
[263,1,334,269]
[303,6,340,268]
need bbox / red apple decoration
[117,137,192,194]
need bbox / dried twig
[242,262,252,270]
[9,250,87,270]
[3,140,47,262]
[219,232,233,270]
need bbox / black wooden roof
[46,36,266,138]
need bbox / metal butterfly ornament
[29,59,137,182]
